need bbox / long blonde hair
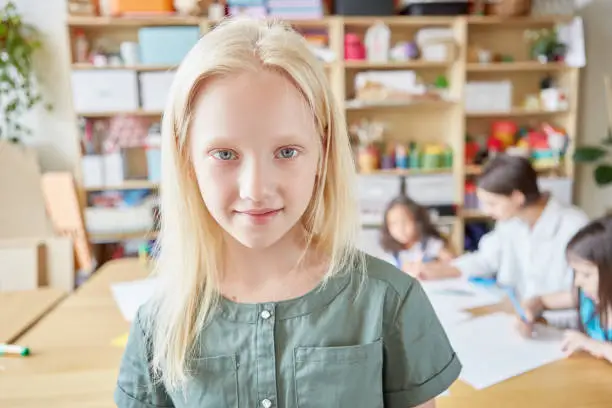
[147,17,363,391]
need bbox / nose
[238,156,273,203]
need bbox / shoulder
[358,252,420,304]
[556,202,589,230]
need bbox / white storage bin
[71,70,139,113]
[140,71,175,112]
[357,175,402,225]
[538,177,573,206]
[81,155,104,188]
[465,81,512,113]
[85,206,154,234]
[405,174,455,206]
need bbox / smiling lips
[235,208,282,225]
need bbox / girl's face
[189,69,321,250]
[570,256,600,302]
[386,205,417,246]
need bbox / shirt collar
[531,194,562,238]
[217,270,352,323]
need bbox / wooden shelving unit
[65,14,581,254]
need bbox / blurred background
[1,1,611,407]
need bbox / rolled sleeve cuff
[383,353,462,408]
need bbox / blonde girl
[115,17,460,408]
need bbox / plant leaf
[573,146,608,162]
[594,165,612,186]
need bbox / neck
[518,194,549,228]
[221,226,315,285]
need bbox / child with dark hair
[517,215,612,363]
[380,195,455,276]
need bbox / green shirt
[115,254,461,408]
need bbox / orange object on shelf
[491,120,517,149]
[111,0,175,15]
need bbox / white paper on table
[445,312,565,390]
[434,305,472,329]
[110,278,158,321]
[421,278,504,312]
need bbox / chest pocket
[294,339,383,408]
[178,354,238,407]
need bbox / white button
[261,398,272,408]
[260,310,272,320]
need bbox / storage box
[71,70,139,113]
[357,175,402,225]
[138,27,201,66]
[402,1,470,16]
[140,71,175,112]
[465,81,513,113]
[111,0,174,15]
[405,174,455,206]
[85,206,155,234]
[538,177,573,206]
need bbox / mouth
[234,208,283,224]
[237,208,282,216]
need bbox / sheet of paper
[421,278,504,312]
[110,278,158,321]
[445,312,565,390]
[434,306,472,329]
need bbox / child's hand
[402,261,424,279]
[515,297,543,338]
[561,330,593,357]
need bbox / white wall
[575,1,612,216]
[6,0,611,215]
[4,0,79,172]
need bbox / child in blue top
[380,195,455,276]
[518,215,612,362]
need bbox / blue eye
[277,148,298,159]
[212,150,237,160]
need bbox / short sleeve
[114,311,174,408]
[383,280,462,407]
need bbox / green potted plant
[574,75,612,189]
[573,131,612,187]
[524,28,567,63]
[0,1,50,143]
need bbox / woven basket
[486,0,532,17]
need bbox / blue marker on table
[503,287,528,322]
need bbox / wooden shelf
[77,110,162,118]
[342,16,455,27]
[466,164,566,176]
[466,108,570,118]
[466,15,573,26]
[72,63,176,72]
[345,99,456,111]
[360,168,453,177]
[467,62,570,72]
[67,15,203,27]
[89,230,159,243]
[461,209,490,221]
[343,60,451,69]
[84,180,159,192]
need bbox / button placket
[256,303,278,408]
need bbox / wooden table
[0,288,66,344]
[1,259,612,407]
[0,259,148,408]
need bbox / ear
[512,190,526,207]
